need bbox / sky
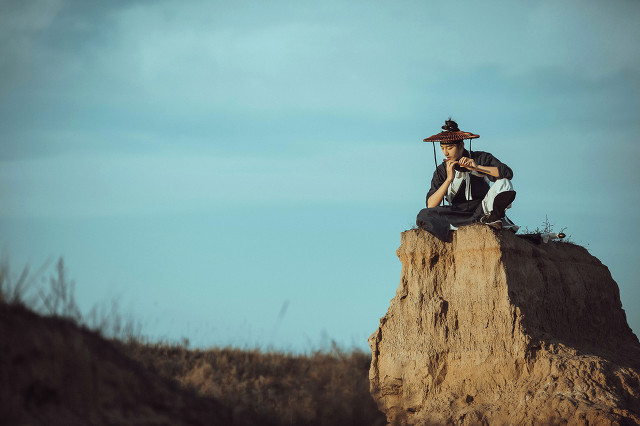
[1,0,639,352]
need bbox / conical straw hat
[423,119,479,143]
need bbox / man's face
[440,142,464,161]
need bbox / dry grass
[121,340,385,425]
[1,256,385,425]
[0,255,142,341]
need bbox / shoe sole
[484,220,502,230]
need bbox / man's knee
[492,178,514,192]
[417,206,441,223]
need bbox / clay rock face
[369,225,640,425]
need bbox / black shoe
[491,191,516,219]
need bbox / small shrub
[0,254,49,307]
[38,258,82,321]
[0,255,141,341]
[518,215,571,242]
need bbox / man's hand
[457,157,477,170]
[428,161,457,208]
[456,157,501,178]
[445,159,456,182]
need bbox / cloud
[0,0,63,33]
[520,1,640,80]
[0,0,64,90]
[2,0,639,163]
[0,142,423,218]
[8,0,639,118]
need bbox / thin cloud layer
[3,0,639,116]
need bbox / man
[416,119,517,241]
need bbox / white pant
[482,178,515,216]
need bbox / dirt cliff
[369,225,640,425]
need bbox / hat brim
[423,131,479,143]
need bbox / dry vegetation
[1,256,385,425]
[121,341,384,425]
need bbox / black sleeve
[426,165,446,206]
[473,151,513,182]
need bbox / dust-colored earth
[370,225,640,425]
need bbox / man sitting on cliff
[416,119,517,241]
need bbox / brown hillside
[369,225,640,425]
[0,302,385,425]
[0,303,233,425]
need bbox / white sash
[446,170,489,203]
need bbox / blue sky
[1,0,639,351]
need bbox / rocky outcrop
[369,225,640,425]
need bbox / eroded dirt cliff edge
[369,225,640,425]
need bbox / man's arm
[457,151,513,181]
[427,160,455,208]
[457,157,500,178]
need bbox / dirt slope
[369,225,640,425]
[0,303,232,426]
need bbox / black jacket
[426,150,513,207]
